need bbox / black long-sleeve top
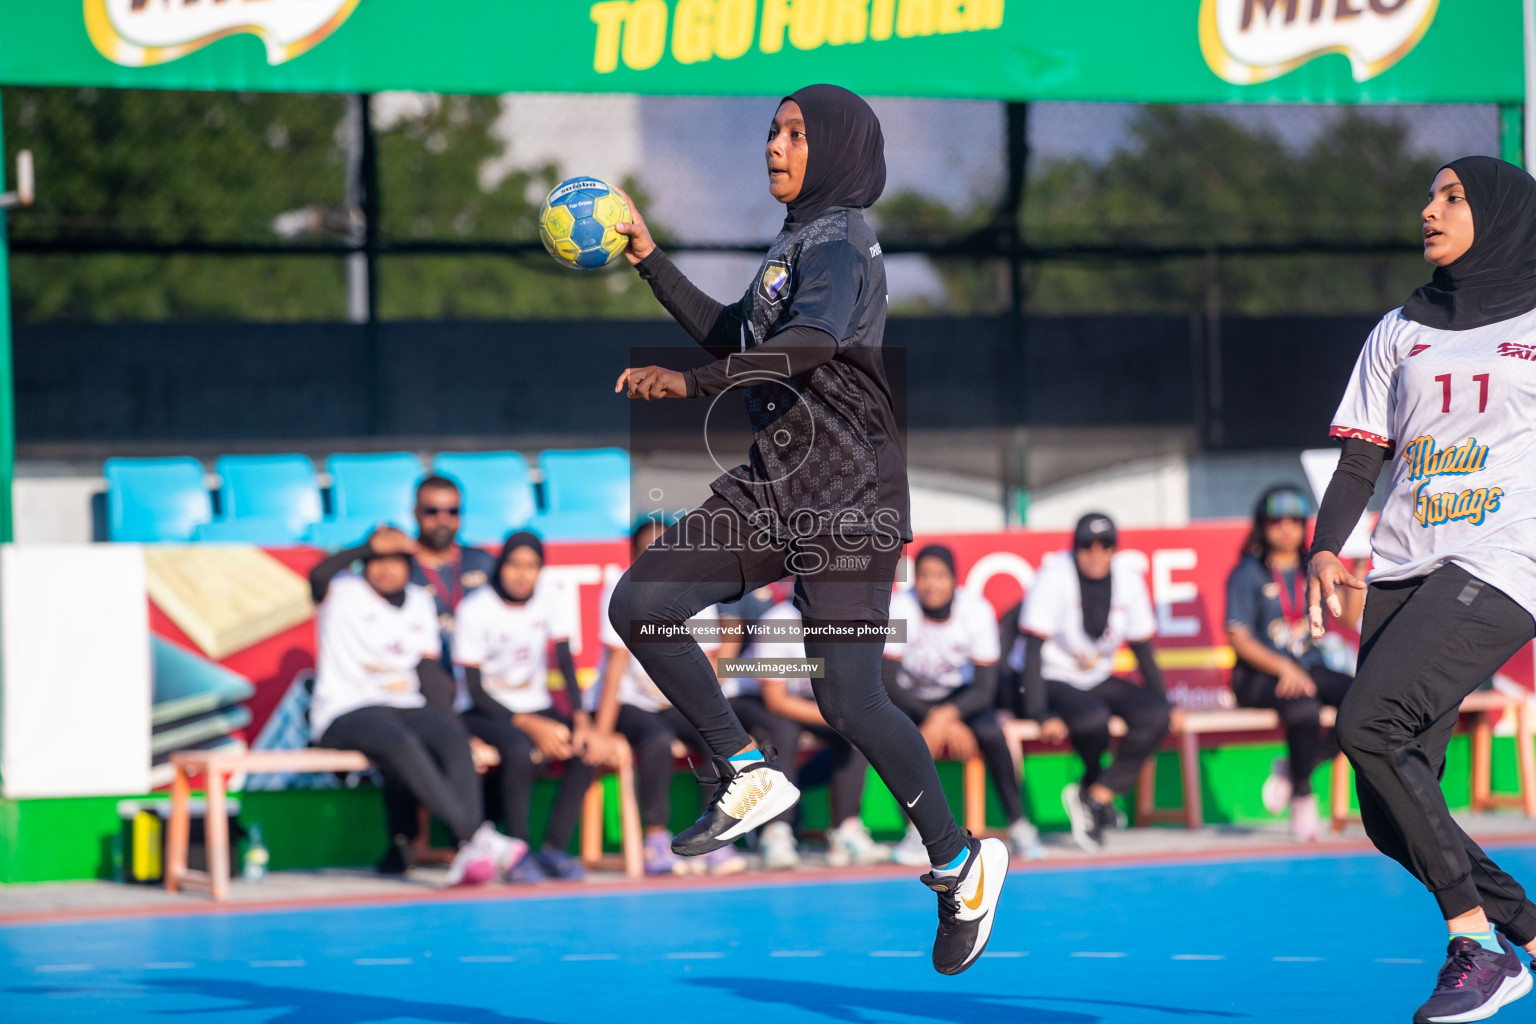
[633,218,911,544]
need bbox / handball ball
[538,176,631,270]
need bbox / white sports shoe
[826,818,890,867]
[1289,793,1320,843]
[672,750,802,856]
[921,836,1011,975]
[446,822,524,887]
[1262,757,1294,817]
[760,820,801,870]
[1007,818,1046,860]
[892,823,930,867]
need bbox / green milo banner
[0,0,1522,102]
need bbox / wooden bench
[167,748,372,901]
[990,692,1534,834]
[578,739,644,879]
[1328,689,1536,831]
[167,742,647,901]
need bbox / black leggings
[897,696,1025,824]
[462,707,594,850]
[1337,563,1536,939]
[608,495,967,865]
[1233,664,1353,797]
[1046,677,1172,796]
[614,704,710,831]
[319,705,482,844]
[733,695,869,827]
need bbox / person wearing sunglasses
[1019,513,1172,852]
[1225,485,1356,843]
[411,475,498,660]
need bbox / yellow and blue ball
[538,176,630,270]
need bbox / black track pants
[1337,564,1536,940]
[320,705,483,844]
[1233,665,1353,798]
[462,707,594,850]
[1045,677,1172,796]
[607,495,967,865]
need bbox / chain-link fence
[1,88,1507,323]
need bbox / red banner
[147,526,1536,756]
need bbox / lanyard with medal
[420,551,463,614]
[1271,566,1310,658]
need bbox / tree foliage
[880,105,1444,316]
[3,88,664,322]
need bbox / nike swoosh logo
[962,856,985,912]
[906,791,922,809]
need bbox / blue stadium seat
[531,448,630,541]
[303,519,380,549]
[206,454,322,543]
[103,457,213,542]
[193,517,310,546]
[433,451,536,546]
[307,452,424,549]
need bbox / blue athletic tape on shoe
[936,847,969,873]
[728,750,765,764]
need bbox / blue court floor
[6,847,1532,1024]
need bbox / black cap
[1073,513,1117,549]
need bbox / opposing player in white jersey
[1019,514,1172,852]
[455,531,592,882]
[882,544,1043,863]
[1309,156,1536,1024]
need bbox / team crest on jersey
[759,262,790,302]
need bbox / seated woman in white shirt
[455,531,594,883]
[308,526,525,885]
[883,544,1043,864]
[588,519,741,876]
[1019,513,1173,853]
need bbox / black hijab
[780,84,886,230]
[1401,155,1536,332]
[491,530,544,604]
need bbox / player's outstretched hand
[615,365,688,400]
[1306,550,1365,640]
[611,186,655,265]
[368,525,418,556]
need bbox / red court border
[11,833,1536,928]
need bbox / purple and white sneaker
[1412,935,1531,1023]
[644,830,687,876]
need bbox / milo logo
[86,0,360,68]
[1199,0,1439,84]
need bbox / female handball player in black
[606,84,1008,976]
[1309,155,1536,1023]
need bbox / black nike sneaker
[376,833,415,876]
[671,748,801,857]
[920,835,1010,976]
[1412,935,1531,1023]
